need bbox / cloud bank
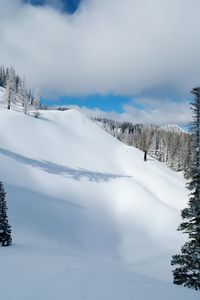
[67,97,192,126]
[0,0,200,97]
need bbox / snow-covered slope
[0,108,198,299]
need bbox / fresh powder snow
[0,94,199,299]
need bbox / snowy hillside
[0,106,198,299]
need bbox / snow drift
[0,105,198,299]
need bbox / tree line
[96,118,191,176]
[0,65,40,116]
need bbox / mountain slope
[0,108,198,299]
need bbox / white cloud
[122,99,192,125]
[67,97,192,126]
[0,0,200,97]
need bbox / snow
[0,103,198,299]
[161,124,184,133]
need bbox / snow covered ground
[0,100,199,299]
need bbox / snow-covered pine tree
[4,66,16,110]
[171,87,200,290]
[0,182,12,247]
[18,77,29,114]
[0,66,6,88]
[33,87,41,118]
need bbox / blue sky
[24,0,81,13]
[1,0,199,125]
[42,94,132,113]
[42,88,186,113]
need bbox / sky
[1,0,200,125]
[23,0,81,13]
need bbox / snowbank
[0,108,198,299]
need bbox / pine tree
[0,182,12,247]
[33,87,41,118]
[0,66,6,88]
[4,66,16,110]
[18,77,29,114]
[171,87,200,290]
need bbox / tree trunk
[144,150,147,161]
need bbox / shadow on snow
[0,147,130,183]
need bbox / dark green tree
[171,87,200,290]
[0,182,12,246]
[0,66,6,88]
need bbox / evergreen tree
[33,87,41,118]
[0,182,12,247]
[18,77,29,114]
[171,87,200,290]
[4,66,17,110]
[0,66,6,88]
